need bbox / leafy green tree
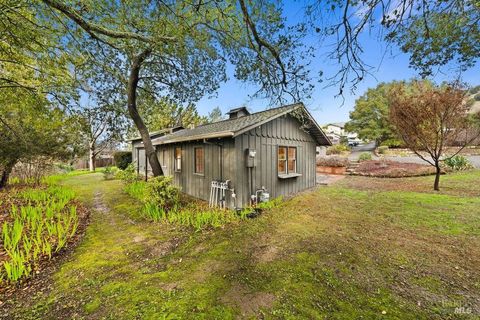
[389,81,480,190]
[134,97,207,134]
[0,1,80,187]
[0,89,79,187]
[34,0,310,177]
[0,0,78,102]
[75,104,126,172]
[345,83,401,146]
[207,107,224,123]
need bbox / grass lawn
[4,171,480,319]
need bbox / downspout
[145,149,148,181]
[136,147,140,176]
[220,143,223,181]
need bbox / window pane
[195,147,204,174]
[287,147,296,173]
[288,147,296,160]
[288,159,296,173]
[278,160,286,174]
[278,146,286,160]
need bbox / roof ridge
[194,103,300,129]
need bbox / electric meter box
[246,148,256,167]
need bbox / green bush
[381,139,402,148]
[155,205,239,230]
[56,163,74,173]
[124,181,147,201]
[116,163,138,184]
[377,146,389,154]
[114,151,132,170]
[316,156,349,167]
[444,155,473,171]
[144,176,180,211]
[358,152,372,162]
[326,144,350,155]
[103,166,117,180]
[470,85,480,94]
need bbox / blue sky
[195,2,479,125]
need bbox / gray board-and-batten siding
[133,114,319,209]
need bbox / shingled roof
[151,103,331,146]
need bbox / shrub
[444,155,473,171]
[316,156,349,167]
[339,136,349,145]
[470,85,480,94]
[114,151,132,170]
[381,139,402,148]
[103,166,117,180]
[358,152,372,162]
[56,163,74,173]
[143,202,166,222]
[377,146,389,154]
[124,181,147,201]
[144,176,180,211]
[116,163,138,184]
[11,157,55,185]
[257,196,283,210]
[326,144,350,155]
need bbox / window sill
[193,173,205,177]
[278,173,302,179]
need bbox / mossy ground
[6,171,480,319]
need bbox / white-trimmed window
[278,146,297,174]
[174,147,182,172]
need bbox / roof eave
[301,107,332,146]
[152,131,235,145]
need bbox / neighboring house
[131,103,331,209]
[324,122,361,145]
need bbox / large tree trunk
[433,163,441,191]
[0,160,16,189]
[127,49,163,177]
[89,143,96,172]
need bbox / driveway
[383,155,480,168]
[348,142,376,160]
[346,142,480,168]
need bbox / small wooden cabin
[131,103,331,208]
